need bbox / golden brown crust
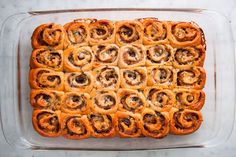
[29,68,64,91]
[30,48,63,71]
[88,19,115,45]
[92,44,119,68]
[31,23,66,50]
[173,45,205,68]
[64,71,93,93]
[61,113,91,139]
[32,109,61,137]
[174,89,205,110]
[64,20,89,47]
[147,66,177,89]
[61,92,91,114]
[114,111,142,138]
[118,44,146,68]
[140,108,169,138]
[90,89,118,114]
[176,66,206,89]
[139,18,169,45]
[92,66,120,90]
[115,20,143,46]
[169,107,203,135]
[30,89,64,110]
[117,89,146,113]
[167,22,205,48]
[64,45,94,72]
[146,44,174,66]
[144,87,175,112]
[120,67,147,89]
[87,113,116,138]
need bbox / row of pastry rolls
[31,18,205,49]
[30,87,205,114]
[30,43,205,71]
[29,65,206,91]
[32,107,202,139]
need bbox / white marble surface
[0,0,236,156]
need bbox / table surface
[0,0,236,157]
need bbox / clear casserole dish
[0,8,235,150]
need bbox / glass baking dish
[0,8,235,150]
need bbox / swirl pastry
[30,48,63,71]
[30,89,64,110]
[93,66,120,90]
[144,87,175,112]
[92,44,119,68]
[61,92,91,114]
[90,90,118,114]
[169,108,203,135]
[32,109,61,137]
[174,89,205,111]
[146,44,173,66]
[88,19,115,45]
[31,23,66,50]
[118,44,146,68]
[147,66,176,89]
[115,20,143,46]
[29,68,64,91]
[139,18,169,45]
[64,72,93,93]
[120,67,147,89]
[115,111,141,138]
[61,113,91,139]
[87,113,116,138]
[64,45,94,72]
[64,19,89,46]
[173,45,205,68]
[168,22,205,47]
[117,89,146,113]
[140,108,169,138]
[177,66,206,89]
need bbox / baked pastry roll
[147,66,176,89]
[30,48,63,71]
[90,90,118,114]
[146,44,173,66]
[115,111,142,138]
[139,18,169,45]
[118,44,146,68]
[31,23,66,50]
[87,113,116,138]
[174,89,205,111]
[64,46,94,72]
[92,44,119,68]
[64,72,93,93]
[168,22,205,48]
[88,19,115,45]
[117,89,146,113]
[32,109,61,137]
[61,92,91,114]
[29,68,64,91]
[144,87,175,112]
[140,108,169,139]
[169,108,203,135]
[30,89,64,110]
[93,66,120,90]
[176,66,206,89]
[61,113,91,139]
[173,45,205,68]
[115,20,143,46]
[120,67,147,89]
[64,19,89,46]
